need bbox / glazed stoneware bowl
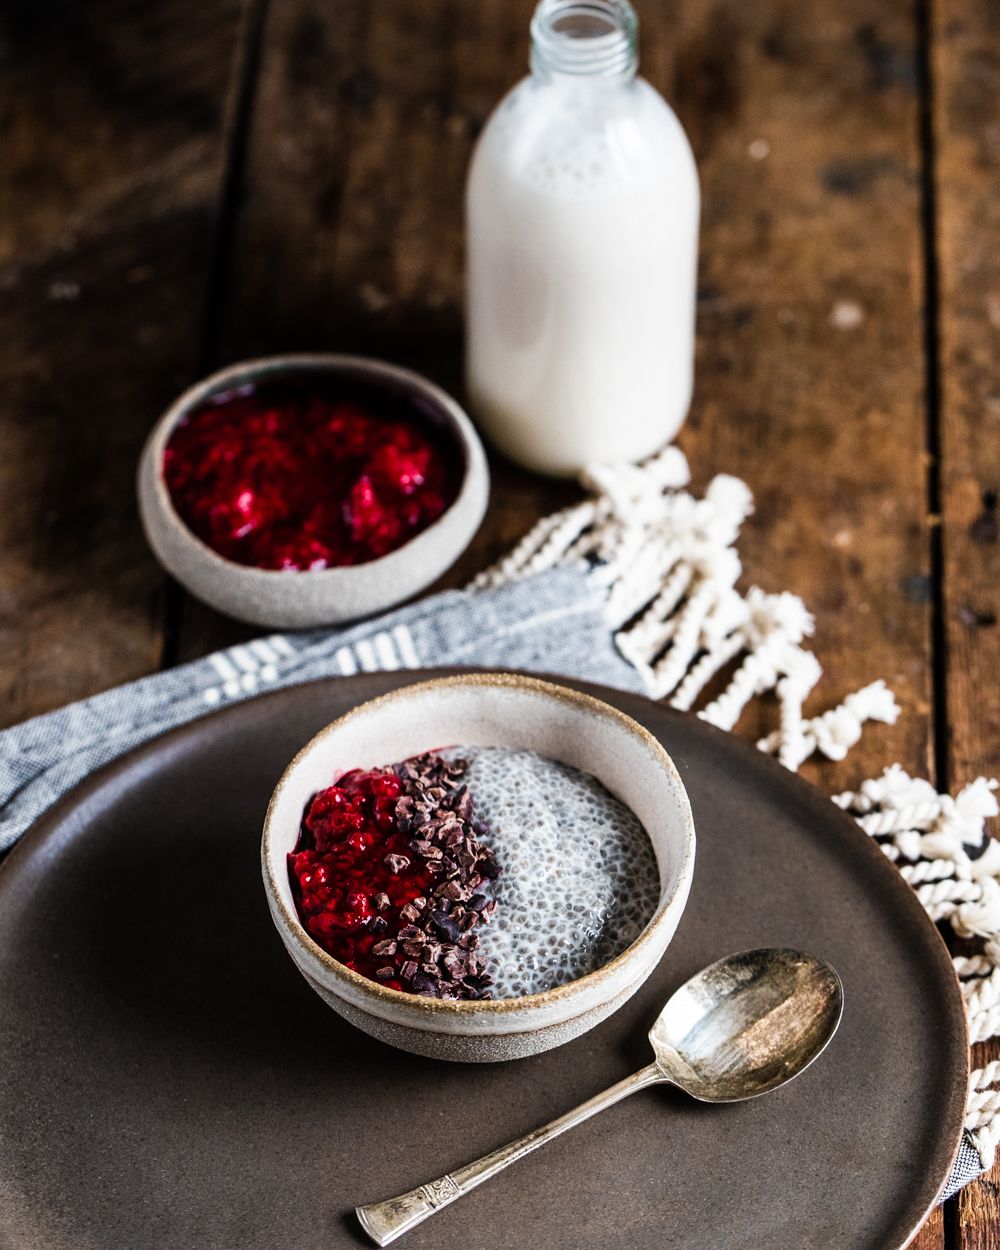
[261,673,696,1062]
[137,354,489,629]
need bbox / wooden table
[1,1,997,1243]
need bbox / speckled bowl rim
[261,672,696,1018]
[138,353,488,585]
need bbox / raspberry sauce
[163,376,461,570]
[289,770,425,991]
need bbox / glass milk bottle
[466,0,699,477]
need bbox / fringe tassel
[472,447,900,765]
[836,771,1000,1169]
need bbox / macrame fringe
[474,445,1000,1176]
[472,446,900,761]
[836,770,1000,1170]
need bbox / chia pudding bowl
[261,674,696,1062]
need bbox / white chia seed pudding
[441,745,660,998]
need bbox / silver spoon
[356,947,843,1247]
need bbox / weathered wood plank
[658,1,934,801]
[933,0,1000,789]
[914,1208,947,1250]
[931,0,1000,1244]
[0,0,248,725]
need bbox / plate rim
[0,667,969,1248]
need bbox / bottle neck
[529,0,639,84]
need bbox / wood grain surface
[0,0,249,718]
[932,0,1000,1244]
[1,0,997,1244]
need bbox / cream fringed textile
[473,445,1000,1179]
[472,446,902,757]
[835,770,1000,1171]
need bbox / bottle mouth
[530,0,639,79]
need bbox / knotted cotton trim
[836,769,1000,1173]
[472,446,900,764]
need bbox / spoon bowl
[356,948,844,1245]
[648,948,844,1102]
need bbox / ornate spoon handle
[355,1062,663,1246]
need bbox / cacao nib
[443,949,468,978]
[463,973,494,992]
[410,840,442,860]
[430,910,463,943]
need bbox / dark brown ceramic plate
[0,671,966,1250]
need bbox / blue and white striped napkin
[0,566,639,856]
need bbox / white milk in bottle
[466,0,699,476]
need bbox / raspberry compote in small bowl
[137,354,489,629]
[261,673,696,1062]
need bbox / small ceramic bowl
[137,355,489,629]
[261,673,696,1062]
